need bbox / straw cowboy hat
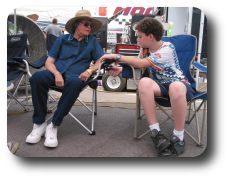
[65,9,102,34]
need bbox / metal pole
[187,7,193,34]
[14,9,17,34]
[196,11,205,89]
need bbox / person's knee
[138,78,151,92]
[169,82,186,100]
[65,78,85,91]
[30,71,51,87]
[138,77,157,95]
[30,72,43,84]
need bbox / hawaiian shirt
[146,41,187,84]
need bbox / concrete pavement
[7,86,207,157]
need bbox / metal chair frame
[7,33,31,111]
[122,35,207,146]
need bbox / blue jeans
[30,70,86,126]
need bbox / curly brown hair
[135,17,164,41]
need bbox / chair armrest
[22,59,32,77]
[193,61,207,73]
[86,62,106,84]
[28,55,47,69]
[118,62,138,87]
[99,60,138,86]
[84,61,108,88]
[11,56,27,61]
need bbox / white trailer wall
[167,7,190,35]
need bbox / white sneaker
[44,122,58,148]
[26,122,47,144]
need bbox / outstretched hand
[100,54,117,62]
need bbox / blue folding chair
[7,33,31,111]
[186,61,207,145]
[25,49,101,136]
[133,35,207,146]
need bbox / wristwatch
[115,54,121,62]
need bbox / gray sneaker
[170,135,185,155]
[150,129,171,154]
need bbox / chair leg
[186,100,205,124]
[200,101,207,145]
[134,92,140,138]
[46,89,97,135]
[46,99,95,135]
[136,91,141,119]
[156,104,173,122]
[187,103,192,123]
[67,88,97,135]
[7,92,29,111]
[48,92,58,103]
[185,100,207,146]
[94,89,97,115]
[19,73,33,107]
[68,112,93,134]
[7,75,24,108]
[7,75,30,111]
[77,98,92,112]
[25,74,29,106]
[89,89,97,135]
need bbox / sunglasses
[81,21,94,28]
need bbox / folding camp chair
[186,61,207,145]
[7,33,31,111]
[26,52,103,135]
[131,35,207,146]
[7,81,28,111]
[43,75,98,135]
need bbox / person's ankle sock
[173,129,184,141]
[149,123,160,132]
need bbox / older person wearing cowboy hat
[26,9,104,148]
